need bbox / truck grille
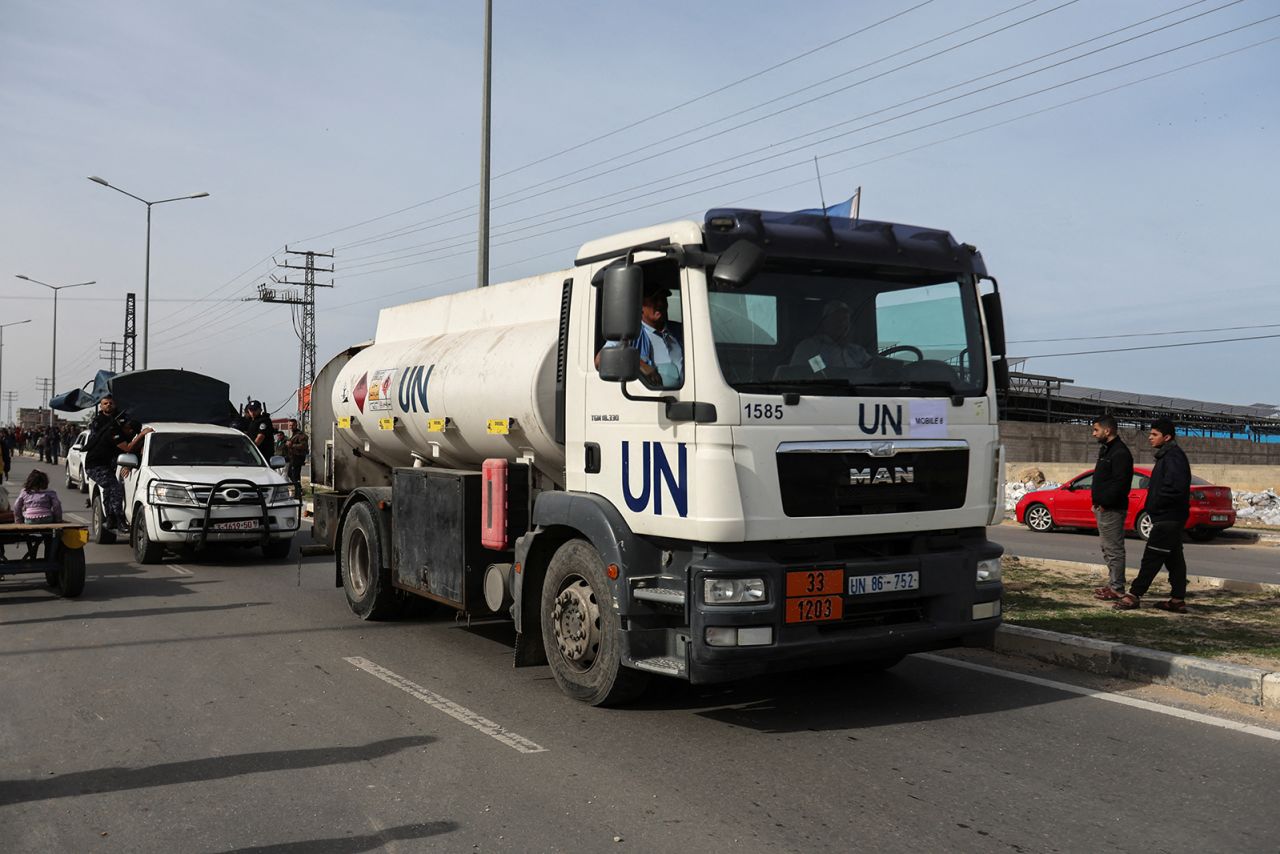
[777,448,969,517]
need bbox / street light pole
[0,318,32,427]
[15,276,95,429]
[87,176,208,369]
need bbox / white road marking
[169,564,194,576]
[344,656,548,754]
[919,653,1280,742]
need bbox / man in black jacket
[83,394,130,530]
[1089,415,1133,601]
[1114,418,1191,612]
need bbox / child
[12,469,63,524]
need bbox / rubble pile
[1005,479,1060,511]
[1234,489,1280,527]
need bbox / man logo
[849,466,914,485]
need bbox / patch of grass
[1002,556,1280,668]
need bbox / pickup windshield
[147,434,263,467]
[708,266,987,396]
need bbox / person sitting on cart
[12,469,63,525]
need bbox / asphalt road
[990,523,1280,586]
[4,453,1280,853]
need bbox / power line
[1011,321,1280,344]
[1021,332,1280,358]
[332,0,1237,268]
[290,0,940,246]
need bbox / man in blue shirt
[598,286,684,388]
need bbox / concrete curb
[993,624,1278,707]
[1003,554,1280,594]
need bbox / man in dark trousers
[285,419,308,484]
[1114,419,1191,613]
[1089,415,1134,601]
[83,394,129,530]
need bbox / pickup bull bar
[194,478,273,552]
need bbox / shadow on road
[0,600,272,626]
[0,735,436,807]
[627,656,1065,732]
[213,821,460,854]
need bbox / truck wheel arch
[511,491,659,665]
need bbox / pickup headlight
[150,482,198,506]
[976,557,1002,584]
[270,484,299,504]
[703,577,767,605]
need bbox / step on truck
[310,208,1009,705]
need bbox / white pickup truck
[98,422,302,562]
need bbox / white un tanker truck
[311,208,1009,705]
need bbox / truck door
[580,256,699,537]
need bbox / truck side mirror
[981,291,1006,358]
[598,346,641,383]
[600,264,642,341]
[993,356,1010,392]
[711,239,765,288]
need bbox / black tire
[65,466,74,489]
[1188,528,1218,542]
[539,540,650,706]
[50,547,86,598]
[340,501,402,620]
[79,468,89,494]
[1134,511,1153,542]
[132,508,164,564]
[91,492,116,545]
[1024,503,1055,533]
[263,537,293,560]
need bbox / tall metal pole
[144,202,152,369]
[50,288,58,429]
[476,0,492,288]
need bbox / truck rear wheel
[340,501,402,620]
[539,540,649,706]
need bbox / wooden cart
[0,521,90,598]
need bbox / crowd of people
[0,423,83,482]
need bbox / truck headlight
[150,482,198,506]
[270,484,299,503]
[703,578,767,605]
[976,557,1002,584]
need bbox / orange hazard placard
[785,569,843,598]
[785,596,843,624]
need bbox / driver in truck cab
[595,284,684,388]
[788,299,872,373]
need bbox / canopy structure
[51,369,237,426]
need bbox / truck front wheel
[340,501,402,620]
[539,540,649,706]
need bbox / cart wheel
[48,547,86,598]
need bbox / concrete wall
[1001,422,1280,491]
[1000,421,1280,467]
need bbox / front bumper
[145,502,301,543]
[624,531,1003,684]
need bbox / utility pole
[254,248,334,431]
[35,377,52,425]
[122,292,137,372]
[3,391,17,425]
[100,339,123,372]
[476,0,492,287]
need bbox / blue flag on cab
[796,187,860,219]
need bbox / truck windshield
[147,434,263,467]
[708,266,987,396]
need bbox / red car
[1015,467,1236,541]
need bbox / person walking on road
[1114,419,1191,613]
[1089,415,1134,602]
[285,419,308,485]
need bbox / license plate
[1210,515,1228,522]
[211,520,260,531]
[785,596,843,623]
[848,571,919,596]
[785,569,844,597]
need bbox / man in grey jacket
[1089,415,1133,601]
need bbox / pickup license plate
[848,571,919,596]
[1210,514,1228,522]
[785,596,843,624]
[211,519,260,531]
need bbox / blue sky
[2,0,1277,419]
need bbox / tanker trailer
[314,208,1009,706]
